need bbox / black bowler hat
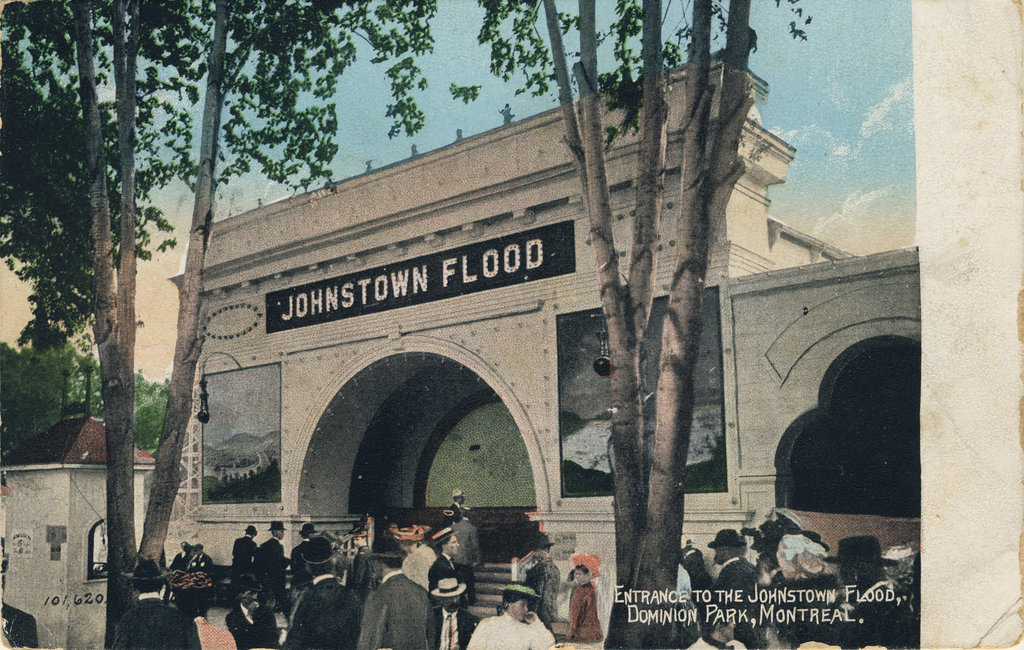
[128,559,166,592]
[130,559,165,581]
[534,535,554,551]
[234,574,261,594]
[826,535,897,566]
[269,521,285,532]
[304,536,334,565]
[245,525,257,536]
[708,529,747,549]
[371,534,405,561]
[300,523,317,536]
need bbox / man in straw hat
[357,535,434,650]
[466,582,554,650]
[112,559,201,649]
[429,527,476,606]
[431,577,479,650]
[284,536,360,649]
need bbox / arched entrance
[297,351,540,559]
[775,336,921,517]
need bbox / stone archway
[296,349,539,517]
[775,335,921,517]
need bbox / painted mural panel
[557,288,725,497]
[201,363,282,504]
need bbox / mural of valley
[202,364,282,503]
[556,290,727,496]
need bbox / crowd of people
[678,515,920,649]
[110,489,572,649]
[108,500,919,650]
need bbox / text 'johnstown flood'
[265,220,576,333]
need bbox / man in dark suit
[428,528,475,606]
[113,559,201,649]
[226,575,280,650]
[254,521,290,615]
[357,536,434,650]
[284,536,360,649]
[708,528,760,648]
[431,577,478,650]
[290,523,318,604]
[232,525,259,582]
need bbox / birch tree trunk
[540,0,755,645]
[138,0,230,562]
[72,0,138,642]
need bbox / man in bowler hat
[112,559,201,649]
[357,536,434,650]
[290,523,318,604]
[827,535,914,649]
[226,574,279,650]
[232,525,259,583]
[255,521,290,615]
[708,528,760,648]
[285,536,361,649]
[523,535,559,628]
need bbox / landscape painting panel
[202,363,282,504]
[557,288,726,497]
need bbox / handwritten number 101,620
[45,593,103,606]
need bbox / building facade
[169,75,920,619]
[2,417,154,649]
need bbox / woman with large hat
[466,582,554,650]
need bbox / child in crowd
[567,554,603,643]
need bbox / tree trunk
[72,1,137,643]
[138,0,230,562]
[626,1,754,645]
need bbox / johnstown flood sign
[265,220,576,333]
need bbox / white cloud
[861,77,913,138]
[814,188,888,239]
[830,142,853,160]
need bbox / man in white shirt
[467,583,554,650]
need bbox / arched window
[87,520,107,580]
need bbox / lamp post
[593,316,613,378]
[194,351,242,424]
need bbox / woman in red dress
[568,555,603,643]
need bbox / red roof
[4,417,155,467]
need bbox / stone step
[475,591,503,606]
[475,567,513,582]
[476,582,506,595]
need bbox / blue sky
[203,0,915,255]
[2,1,916,377]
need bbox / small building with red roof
[2,416,154,649]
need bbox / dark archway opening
[297,352,541,561]
[777,336,920,517]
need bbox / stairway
[468,563,510,620]
[467,563,568,638]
